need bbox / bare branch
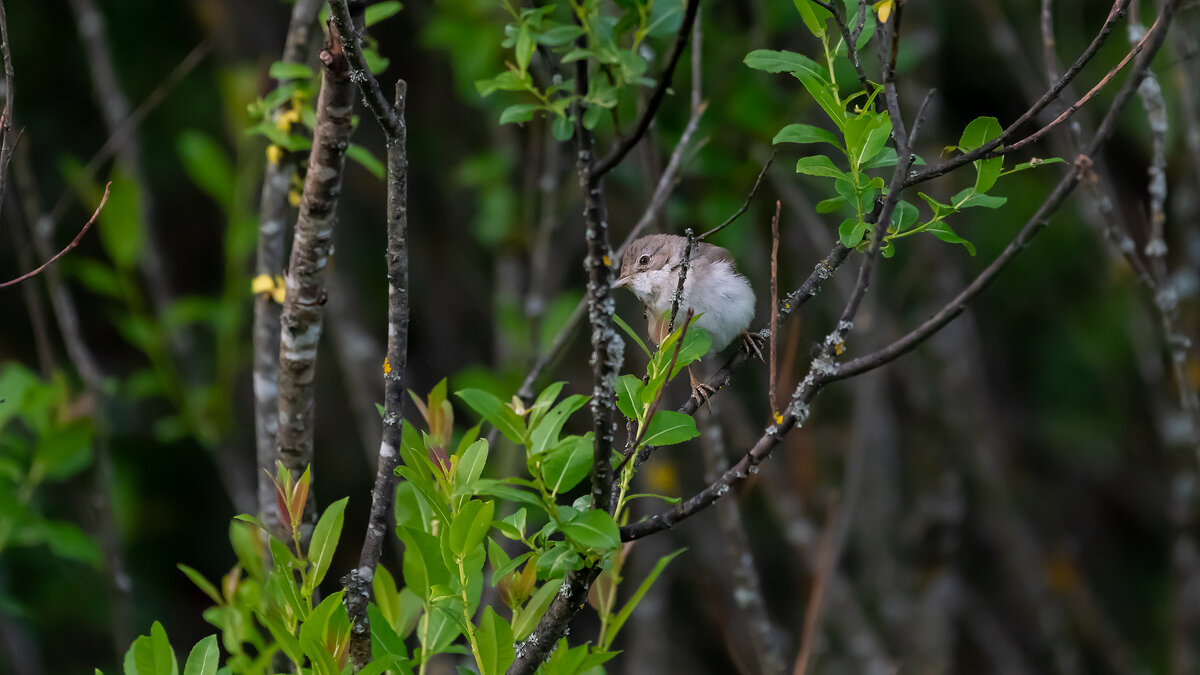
[697,150,775,240]
[1,183,110,288]
[327,0,402,136]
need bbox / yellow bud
[288,189,302,207]
[383,357,392,375]
[266,144,283,165]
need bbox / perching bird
[613,234,758,400]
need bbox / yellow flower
[250,274,287,303]
[383,357,391,375]
[275,107,302,133]
[266,144,283,165]
[288,189,302,207]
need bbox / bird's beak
[612,275,630,289]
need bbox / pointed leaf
[475,607,515,675]
[308,497,348,588]
[182,635,219,675]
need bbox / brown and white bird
[613,234,757,398]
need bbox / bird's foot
[689,369,717,406]
[741,331,767,362]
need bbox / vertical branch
[275,27,356,541]
[769,201,780,417]
[345,80,409,669]
[0,0,14,209]
[255,0,323,528]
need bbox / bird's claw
[741,331,767,362]
[690,382,717,406]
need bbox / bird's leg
[689,365,716,405]
[741,330,767,362]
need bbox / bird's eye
[639,255,650,265]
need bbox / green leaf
[839,218,868,248]
[346,143,385,180]
[373,564,401,629]
[959,116,1004,193]
[797,72,848,129]
[455,439,489,492]
[307,497,347,588]
[889,200,919,233]
[182,635,218,675]
[603,548,685,649]
[773,123,842,149]
[499,104,542,125]
[540,434,593,495]
[744,49,824,79]
[528,394,589,458]
[268,61,314,80]
[615,374,645,421]
[364,1,403,26]
[862,147,899,169]
[515,25,534,74]
[399,527,448,599]
[669,326,711,379]
[1000,157,1066,176]
[140,621,178,675]
[456,389,526,444]
[512,578,564,640]
[470,479,544,509]
[551,114,574,141]
[639,411,699,448]
[368,603,409,663]
[528,381,566,429]
[816,196,846,213]
[917,191,957,220]
[34,421,92,481]
[475,607,516,675]
[448,499,495,558]
[475,71,530,97]
[562,509,620,551]
[794,0,833,36]
[177,131,234,209]
[538,25,584,46]
[27,519,101,566]
[96,171,145,271]
[795,155,849,180]
[953,189,1007,209]
[851,116,893,169]
[925,222,976,255]
[612,313,651,357]
[177,564,222,606]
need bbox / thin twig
[593,0,701,177]
[905,0,1132,188]
[0,183,110,288]
[667,230,695,334]
[0,0,15,212]
[769,201,780,418]
[698,150,775,240]
[812,0,872,93]
[793,495,840,675]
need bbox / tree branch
[327,0,402,137]
[275,28,356,542]
[592,0,700,178]
[255,0,323,531]
[344,80,409,669]
[0,183,109,288]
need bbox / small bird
[613,234,758,399]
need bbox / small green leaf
[615,374,645,421]
[307,497,348,588]
[448,499,495,558]
[512,578,565,640]
[268,61,315,80]
[795,155,849,180]
[515,25,534,74]
[839,218,868,248]
[889,200,919,232]
[177,131,235,209]
[538,25,584,46]
[499,104,542,125]
[540,434,593,495]
[456,389,526,444]
[613,313,651,357]
[455,439,489,491]
[639,411,699,448]
[182,635,218,675]
[551,114,574,141]
[925,222,976,255]
[603,549,686,649]
[177,564,222,606]
[953,189,1007,209]
[562,509,620,551]
[475,607,516,675]
[399,527,448,599]
[528,394,589,458]
[364,1,402,26]
[816,196,845,213]
[793,0,833,36]
[744,49,824,79]
[772,123,842,149]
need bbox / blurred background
[1,0,1198,673]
